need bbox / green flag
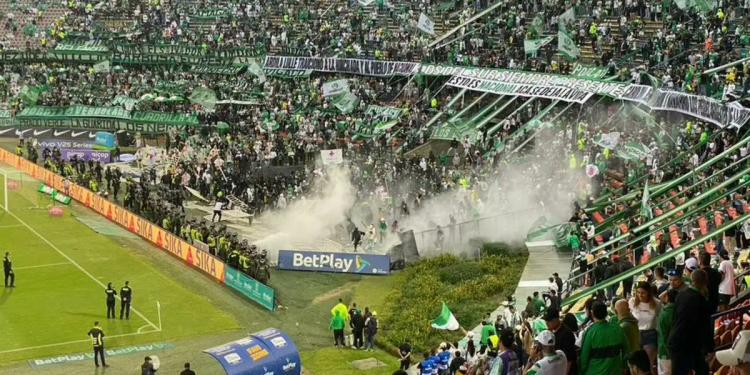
[19,85,48,105]
[431,303,460,330]
[332,92,359,114]
[558,28,580,60]
[529,16,544,38]
[189,87,217,112]
[641,181,652,219]
[524,36,554,56]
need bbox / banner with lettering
[15,106,199,133]
[263,56,420,76]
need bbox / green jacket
[480,324,496,346]
[618,314,641,355]
[657,304,675,359]
[580,321,628,375]
[330,312,345,331]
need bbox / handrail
[507,100,564,156]
[488,98,537,136]
[593,136,750,233]
[563,211,750,308]
[474,96,518,130]
[565,178,750,291]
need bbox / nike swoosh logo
[16,129,31,137]
[33,129,50,136]
[89,132,97,139]
[53,130,69,137]
[0,128,14,135]
[71,131,87,137]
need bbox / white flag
[417,13,435,35]
[321,149,343,165]
[321,79,349,97]
[593,132,621,149]
[559,8,575,25]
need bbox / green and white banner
[190,65,246,75]
[365,105,404,122]
[572,64,609,80]
[263,68,312,78]
[15,106,199,133]
[189,87,218,112]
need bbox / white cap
[717,330,750,366]
[685,257,698,271]
[535,330,555,346]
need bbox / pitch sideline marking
[15,262,71,270]
[0,329,160,355]
[5,209,161,332]
[0,224,23,228]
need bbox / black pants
[4,271,13,287]
[93,346,106,367]
[106,301,115,319]
[671,349,708,375]
[333,329,345,346]
[120,301,130,319]
[353,330,363,348]
[400,358,411,370]
[212,210,222,222]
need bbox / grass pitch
[0,168,240,366]
[0,165,404,375]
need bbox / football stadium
[2,0,750,374]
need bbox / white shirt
[528,350,567,375]
[628,298,661,330]
[214,202,223,211]
[719,260,737,296]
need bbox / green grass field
[0,163,404,375]
[0,167,240,367]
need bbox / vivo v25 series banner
[0,148,276,310]
[276,250,391,275]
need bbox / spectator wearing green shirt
[479,321,496,354]
[580,302,628,375]
[330,310,345,348]
[569,233,581,252]
[533,291,546,315]
[657,289,677,375]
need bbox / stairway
[577,18,664,65]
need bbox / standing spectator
[615,299,641,356]
[87,321,107,368]
[667,269,688,292]
[495,329,520,375]
[525,330,567,375]
[543,307,577,375]
[580,301,628,375]
[668,270,712,375]
[480,320,496,353]
[180,363,196,375]
[141,356,156,375]
[3,252,14,288]
[652,267,669,295]
[351,308,365,349]
[553,273,564,294]
[717,250,736,311]
[330,310,345,348]
[399,342,412,370]
[699,251,721,314]
[657,289,678,375]
[629,282,661,372]
[364,311,378,352]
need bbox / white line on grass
[0,224,23,228]
[0,329,161,355]
[15,262,71,270]
[5,209,161,332]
